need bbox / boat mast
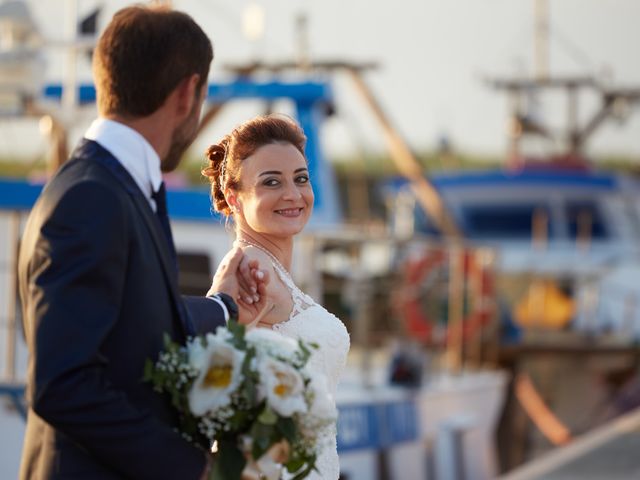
[62,0,78,115]
[534,0,549,82]
[491,0,640,167]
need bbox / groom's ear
[174,73,201,118]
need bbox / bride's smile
[275,207,304,217]
[233,142,314,240]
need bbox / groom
[17,5,263,479]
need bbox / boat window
[565,201,608,240]
[461,204,553,240]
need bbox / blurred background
[1,1,640,479]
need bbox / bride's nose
[281,182,302,200]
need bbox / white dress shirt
[83,117,230,321]
[84,118,163,212]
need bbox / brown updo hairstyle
[202,114,307,217]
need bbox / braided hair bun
[201,137,231,216]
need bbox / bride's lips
[275,207,304,217]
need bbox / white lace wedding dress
[269,259,351,480]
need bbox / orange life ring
[397,247,495,345]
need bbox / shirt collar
[84,118,163,205]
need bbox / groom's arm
[183,294,231,333]
[23,182,206,480]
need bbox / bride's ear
[225,189,240,214]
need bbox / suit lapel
[74,139,192,338]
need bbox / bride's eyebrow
[258,168,308,177]
[259,170,281,177]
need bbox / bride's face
[231,142,314,238]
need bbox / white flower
[187,338,207,370]
[188,337,245,416]
[187,329,233,370]
[256,449,285,480]
[307,374,337,421]
[257,357,307,417]
[245,328,298,358]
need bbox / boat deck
[501,407,640,479]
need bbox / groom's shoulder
[35,159,125,221]
[47,144,123,197]
[44,165,119,205]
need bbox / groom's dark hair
[93,5,213,117]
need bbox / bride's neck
[236,230,293,270]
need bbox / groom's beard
[162,99,201,173]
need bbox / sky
[2,0,639,163]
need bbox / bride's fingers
[236,264,259,304]
[237,284,256,305]
[247,302,274,329]
[253,269,269,297]
[239,257,257,293]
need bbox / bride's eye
[295,175,310,184]
[263,178,280,187]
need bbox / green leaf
[298,340,310,359]
[258,407,278,425]
[142,359,154,382]
[163,332,174,349]
[285,457,305,473]
[289,458,317,480]
[276,417,297,444]
[249,422,276,460]
[211,440,246,480]
[240,353,258,405]
[291,466,313,480]
[227,320,247,349]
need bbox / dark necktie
[151,182,195,337]
[151,181,178,272]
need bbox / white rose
[257,357,307,417]
[246,328,298,357]
[188,339,245,416]
[187,338,207,371]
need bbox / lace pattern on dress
[260,257,350,480]
[270,262,315,324]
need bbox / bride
[202,114,350,479]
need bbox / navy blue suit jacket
[18,140,226,479]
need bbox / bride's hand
[241,300,275,329]
[208,248,269,316]
[240,439,289,480]
[237,267,273,325]
[237,256,269,304]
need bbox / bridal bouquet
[144,321,337,480]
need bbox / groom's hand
[208,247,242,299]
[208,247,269,322]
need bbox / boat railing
[0,208,26,419]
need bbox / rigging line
[489,17,531,74]
[335,91,376,160]
[547,20,596,74]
